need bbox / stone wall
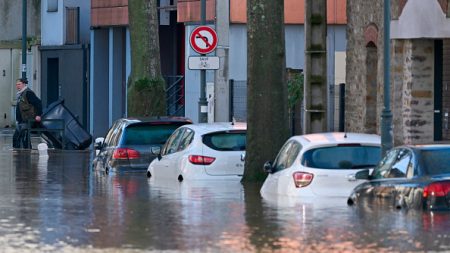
[345,0,383,133]
[392,40,435,145]
[347,0,438,144]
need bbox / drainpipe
[381,0,393,156]
[21,0,27,79]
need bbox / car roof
[182,122,246,135]
[115,117,192,128]
[290,132,381,148]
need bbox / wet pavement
[0,129,449,252]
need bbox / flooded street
[0,132,449,252]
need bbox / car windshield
[202,131,246,151]
[301,145,381,169]
[122,124,182,145]
[419,148,450,175]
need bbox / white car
[260,132,381,200]
[147,122,246,181]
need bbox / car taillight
[423,181,450,198]
[293,172,314,188]
[113,148,140,159]
[188,155,216,165]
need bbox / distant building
[346,0,450,144]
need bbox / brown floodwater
[0,133,448,252]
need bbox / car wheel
[105,167,109,175]
[178,175,183,182]
[147,171,152,178]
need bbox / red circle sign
[189,26,218,55]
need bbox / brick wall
[91,0,128,27]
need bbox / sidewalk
[0,127,47,150]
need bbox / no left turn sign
[189,26,218,55]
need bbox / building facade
[346,0,450,144]
[89,0,347,138]
[0,0,40,128]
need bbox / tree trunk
[128,0,166,117]
[243,0,290,182]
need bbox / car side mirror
[263,161,273,174]
[94,137,104,150]
[355,169,370,180]
[151,146,162,160]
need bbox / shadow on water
[0,144,448,252]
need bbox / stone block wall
[392,40,435,145]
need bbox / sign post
[189,18,219,122]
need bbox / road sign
[189,26,218,54]
[188,56,220,70]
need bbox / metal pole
[198,0,208,123]
[21,0,27,79]
[381,0,393,156]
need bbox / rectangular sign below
[188,56,220,70]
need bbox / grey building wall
[0,0,40,41]
[40,45,89,128]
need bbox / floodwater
[0,132,449,252]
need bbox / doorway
[47,58,59,106]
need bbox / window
[301,145,381,170]
[122,124,182,146]
[420,148,450,175]
[386,149,412,178]
[202,131,246,151]
[372,149,399,179]
[162,128,186,155]
[272,141,302,173]
[178,129,194,152]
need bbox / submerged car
[347,145,450,211]
[260,132,381,200]
[147,122,246,181]
[92,117,192,173]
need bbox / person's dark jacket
[16,88,43,123]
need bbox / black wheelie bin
[40,99,92,150]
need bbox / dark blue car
[347,145,450,211]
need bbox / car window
[122,124,182,146]
[272,140,301,173]
[372,149,399,179]
[178,129,194,152]
[419,148,450,175]
[386,149,412,178]
[103,121,121,147]
[301,145,381,170]
[202,131,246,151]
[109,127,122,147]
[162,128,186,155]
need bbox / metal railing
[165,75,185,116]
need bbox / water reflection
[0,147,447,252]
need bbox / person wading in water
[13,78,42,149]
